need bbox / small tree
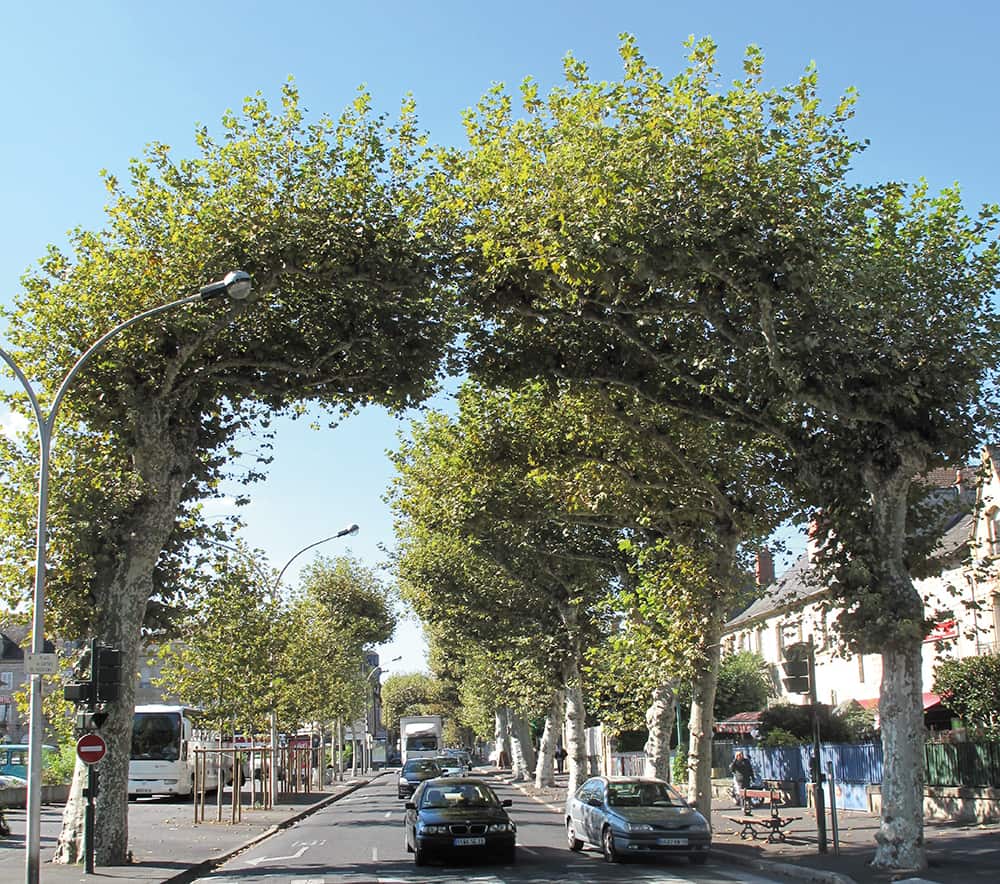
[934,655,1000,737]
[715,652,776,721]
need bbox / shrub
[42,745,77,785]
[762,727,801,748]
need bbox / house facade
[722,455,1000,716]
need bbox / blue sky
[2,2,998,675]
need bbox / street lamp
[0,270,252,884]
[362,655,400,773]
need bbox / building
[722,455,1000,717]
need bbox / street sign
[76,733,107,765]
[24,652,59,675]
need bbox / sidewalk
[497,769,1000,884]
[0,774,378,884]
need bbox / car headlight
[624,821,654,832]
[417,823,449,834]
[487,822,515,833]
[398,776,407,786]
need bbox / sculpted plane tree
[0,84,455,865]
[452,36,1000,869]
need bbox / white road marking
[371,845,379,861]
[244,844,310,866]
[384,810,393,818]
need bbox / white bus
[128,704,230,798]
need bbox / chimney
[755,549,775,588]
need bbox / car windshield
[405,760,441,773]
[421,782,497,809]
[607,781,686,808]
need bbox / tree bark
[562,660,588,798]
[56,413,194,866]
[686,622,722,819]
[508,710,535,782]
[873,638,926,871]
[865,456,927,872]
[535,689,563,788]
[493,707,511,767]
[644,682,677,781]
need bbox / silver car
[566,776,711,864]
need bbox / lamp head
[199,270,252,301]
[340,523,360,537]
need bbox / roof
[725,512,974,632]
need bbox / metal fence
[925,741,1000,787]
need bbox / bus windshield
[131,711,182,761]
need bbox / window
[0,671,13,689]
[988,508,1000,558]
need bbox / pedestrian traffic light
[782,642,811,694]
[64,680,95,705]
[94,645,121,703]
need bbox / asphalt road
[192,776,795,883]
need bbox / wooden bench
[740,787,783,816]
[727,813,800,843]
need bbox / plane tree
[388,393,621,793]
[0,83,456,865]
[449,36,1000,869]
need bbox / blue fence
[736,743,884,810]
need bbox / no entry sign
[76,733,107,765]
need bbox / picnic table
[726,786,801,843]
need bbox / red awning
[855,693,941,711]
[714,711,763,734]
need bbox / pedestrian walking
[730,751,754,807]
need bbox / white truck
[399,715,443,765]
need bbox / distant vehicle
[404,777,516,866]
[397,758,442,799]
[433,756,465,777]
[129,705,232,798]
[442,749,473,771]
[0,744,56,781]
[399,715,443,765]
[565,776,711,864]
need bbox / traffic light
[94,645,121,703]
[76,710,109,731]
[64,681,95,705]
[782,641,811,694]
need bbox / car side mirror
[501,798,512,807]
[405,801,416,810]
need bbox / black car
[397,758,443,798]
[566,776,711,864]
[404,777,516,866]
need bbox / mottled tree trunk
[644,682,676,781]
[493,707,511,767]
[686,623,721,818]
[562,661,588,798]
[874,639,926,871]
[508,711,535,782]
[56,417,193,866]
[866,458,927,872]
[535,689,563,788]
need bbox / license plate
[136,788,152,793]
[657,837,688,846]
[453,836,486,846]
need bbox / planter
[0,783,70,808]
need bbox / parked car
[397,758,443,799]
[566,776,711,864]
[403,777,516,866]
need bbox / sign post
[76,734,106,873]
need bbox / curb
[712,848,859,884]
[164,773,384,884]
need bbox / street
[193,776,794,884]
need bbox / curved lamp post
[0,270,251,884]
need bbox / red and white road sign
[76,733,107,765]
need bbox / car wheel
[504,846,517,864]
[602,826,619,863]
[690,852,708,865]
[566,820,584,852]
[413,845,426,866]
